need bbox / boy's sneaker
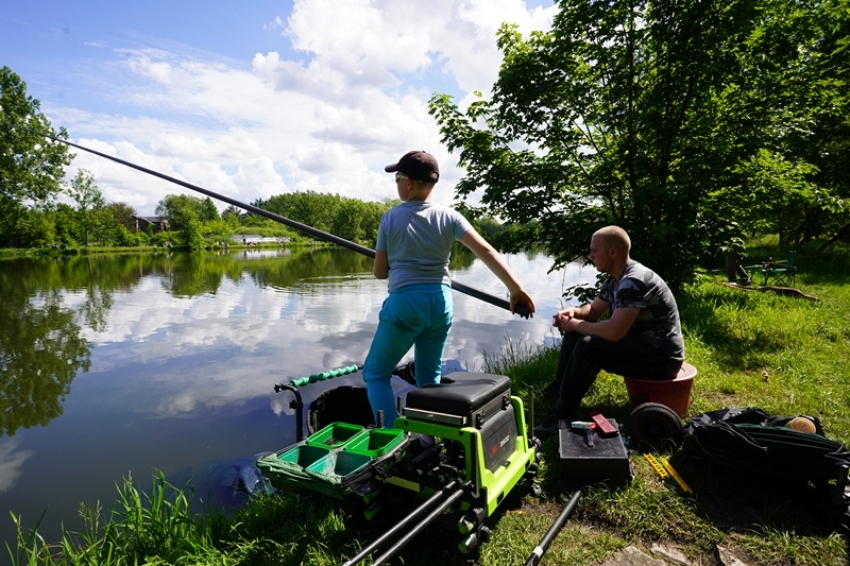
[393,361,416,386]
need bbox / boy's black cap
[384,150,440,183]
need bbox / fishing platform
[261,365,541,564]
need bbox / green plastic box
[306,422,365,449]
[276,444,331,468]
[345,428,405,458]
[307,450,372,479]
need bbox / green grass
[8,243,850,565]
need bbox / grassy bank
[0,240,328,260]
[8,243,850,565]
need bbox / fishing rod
[34,130,529,317]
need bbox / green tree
[259,191,392,245]
[183,209,206,252]
[156,194,219,232]
[114,225,138,247]
[53,203,80,247]
[106,201,137,231]
[781,1,850,247]
[333,199,366,242]
[200,196,219,223]
[67,169,107,247]
[222,205,244,228]
[201,217,235,239]
[360,200,389,245]
[0,67,73,246]
[261,191,337,232]
[429,0,849,288]
[9,208,55,248]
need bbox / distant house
[132,216,170,233]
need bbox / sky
[1,0,555,215]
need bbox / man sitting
[535,226,685,438]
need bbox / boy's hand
[510,289,535,319]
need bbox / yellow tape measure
[643,453,693,494]
[643,453,668,478]
[659,457,693,494]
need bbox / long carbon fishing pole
[35,131,529,317]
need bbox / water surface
[0,247,591,555]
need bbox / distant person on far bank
[363,150,536,428]
[534,226,685,438]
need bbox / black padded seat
[404,372,511,425]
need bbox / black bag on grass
[682,407,850,508]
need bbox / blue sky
[2,0,554,214]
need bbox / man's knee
[560,332,587,354]
[570,334,601,356]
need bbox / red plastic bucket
[623,363,697,418]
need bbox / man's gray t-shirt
[376,202,472,292]
[597,260,685,360]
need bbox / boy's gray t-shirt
[376,201,472,292]
[597,259,685,360]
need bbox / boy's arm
[458,230,535,317]
[373,249,389,279]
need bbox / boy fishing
[362,150,535,428]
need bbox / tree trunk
[818,223,850,252]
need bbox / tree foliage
[0,66,73,246]
[259,191,390,245]
[155,194,220,232]
[107,201,137,231]
[67,169,107,247]
[429,0,850,289]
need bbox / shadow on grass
[679,282,808,371]
[670,450,848,541]
[686,244,850,371]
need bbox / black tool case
[558,419,631,486]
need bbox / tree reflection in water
[0,282,90,437]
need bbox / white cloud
[231,157,288,200]
[71,250,578,418]
[0,439,33,495]
[125,49,174,84]
[263,15,284,32]
[51,1,555,214]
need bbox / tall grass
[6,471,209,566]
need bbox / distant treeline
[254,191,394,247]
[1,178,514,253]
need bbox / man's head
[384,151,440,184]
[589,225,631,276]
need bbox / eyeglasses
[394,172,408,182]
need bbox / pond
[0,246,591,557]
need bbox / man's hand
[557,305,640,341]
[552,307,576,327]
[555,314,582,333]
